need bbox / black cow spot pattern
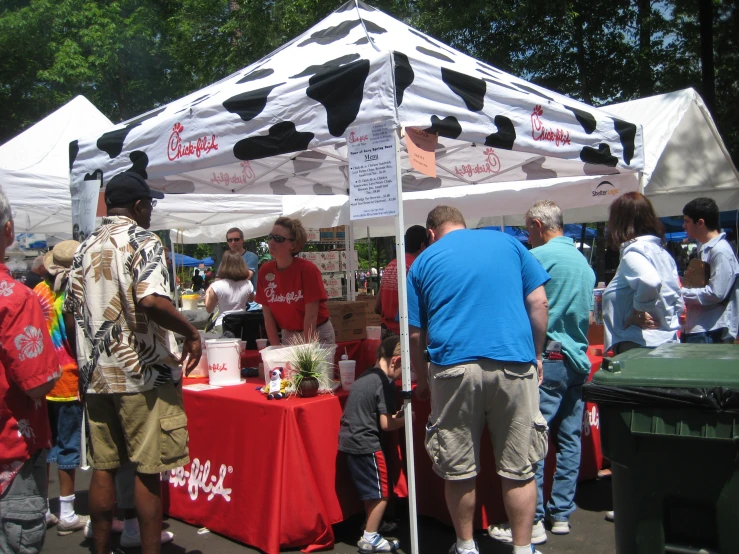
[69,140,79,171]
[354,37,369,45]
[237,68,275,84]
[312,183,334,195]
[175,93,213,114]
[481,77,521,94]
[96,106,166,158]
[336,0,375,12]
[476,61,503,74]
[402,174,442,190]
[566,106,597,134]
[580,144,618,167]
[424,115,462,139]
[233,121,314,161]
[298,19,386,47]
[514,84,554,102]
[441,68,486,112]
[84,170,102,181]
[97,128,133,159]
[522,159,557,180]
[269,177,296,195]
[128,151,149,178]
[291,54,361,79]
[416,46,454,64]
[583,163,620,176]
[293,151,327,175]
[306,59,370,137]
[408,29,457,55]
[613,118,636,165]
[484,116,516,150]
[223,84,284,122]
[393,52,414,107]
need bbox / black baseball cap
[105,172,164,206]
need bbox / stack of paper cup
[256,338,268,350]
[339,359,356,391]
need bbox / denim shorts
[47,400,83,470]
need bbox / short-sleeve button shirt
[0,264,60,494]
[65,216,178,395]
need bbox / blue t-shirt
[407,229,550,365]
[242,250,259,290]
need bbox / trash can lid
[592,343,739,388]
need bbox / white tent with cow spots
[70,1,643,232]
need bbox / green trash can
[583,343,739,554]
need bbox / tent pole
[346,211,356,300]
[579,224,586,254]
[393,126,420,554]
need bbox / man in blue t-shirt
[226,227,258,290]
[407,206,550,554]
[491,201,595,546]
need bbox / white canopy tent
[603,88,739,216]
[0,95,113,234]
[71,2,644,551]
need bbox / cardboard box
[327,301,367,342]
[316,260,341,273]
[306,228,320,242]
[325,285,344,299]
[356,294,382,326]
[319,228,335,242]
[320,251,341,262]
[334,226,346,242]
[300,252,321,263]
[322,276,343,288]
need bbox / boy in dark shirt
[338,336,407,553]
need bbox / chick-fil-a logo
[531,105,571,147]
[581,405,600,437]
[210,161,256,187]
[454,148,501,178]
[169,458,232,502]
[348,131,369,144]
[167,122,219,162]
[208,362,228,373]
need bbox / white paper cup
[339,360,356,391]
[256,339,268,350]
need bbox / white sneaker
[57,514,90,536]
[488,520,547,545]
[83,518,125,539]
[549,519,570,535]
[119,530,175,548]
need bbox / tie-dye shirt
[33,280,78,401]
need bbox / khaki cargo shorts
[425,359,548,481]
[86,380,189,474]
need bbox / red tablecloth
[166,342,605,551]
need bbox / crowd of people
[1,167,738,554]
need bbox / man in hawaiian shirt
[65,172,201,554]
[0,187,61,554]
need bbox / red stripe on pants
[374,451,390,498]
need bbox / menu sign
[348,121,399,220]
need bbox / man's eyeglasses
[226,237,242,243]
[268,234,293,243]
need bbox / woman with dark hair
[205,250,254,327]
[255,217,335,345]
[603,192,684,354]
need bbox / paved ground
[43,465,616,553]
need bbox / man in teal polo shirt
[490,200,595,545]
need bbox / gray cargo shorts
[0,449,48,554]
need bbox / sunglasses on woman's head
[268,234,293,243]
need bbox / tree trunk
[699,0,715,115]
[573,8,592,104]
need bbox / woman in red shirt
[256,217,335,345]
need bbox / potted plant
[285,336,335,397]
